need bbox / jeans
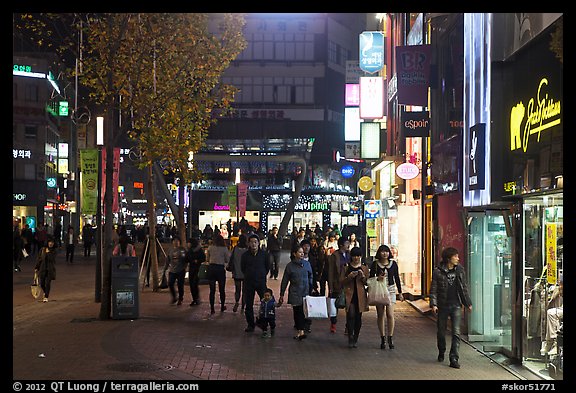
[269,251,281,278]
[436,304,463,361]
[244,283,266,327]
[188,265,200,303]
[169,271,186,302]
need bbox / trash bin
[111,256,139,320]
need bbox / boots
[380,336,386,350]
[387,336,394,349]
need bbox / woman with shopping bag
[278,243,314,340]
[340,246,369,348]
[34,235,57,302]
[369,244,404,350]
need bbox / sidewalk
[12,247,535,382]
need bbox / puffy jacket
[429,263,472,308]
[240,248,270,286]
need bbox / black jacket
[429,263,472,309]
[240,248,270,286]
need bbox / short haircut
[350,246,362,257]
[337,236,349,247]
[248,234,260,242]
[300,239,311,247]
[264,287,273,296]
[441,247,459,263]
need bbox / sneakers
[42,297,49,303]
[261,331,272,338]
[330,323,337,333]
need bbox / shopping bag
[326,297,338,317]
[198,263,210,285]
[31,272,41,299]
[335,291,347,309]
[367,277,391,306]
[22,248,29,258]
[303,295,328,319]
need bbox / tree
[15,13,246,319]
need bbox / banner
[237,183,248,218]
[80,149,98,215]
[228,185,237,217]
[546,223,557,284]
[102,148,121,214]
[396,44,432,106]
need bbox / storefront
[13,179,45,231]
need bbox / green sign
[59,101,69,116]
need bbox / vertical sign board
[546,223,557,284]
[237,183,248,218]
[359,32,385,74]
[360,122,380,160]
[345,84,360,106]
[395,44,432,107]
[228,185,237,216]
[344,107,362,141]
[359,77,386,119]
[80,149,98,215]
[468,123,486,191]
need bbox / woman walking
[230,234,248,313]
[278,243,314,340]
[369,244,403,349]
[340,246,369,348]
[206,234,230,314]
[35,236,57,302]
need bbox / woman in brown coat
[339,246,369,348]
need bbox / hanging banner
[228,185,237,216]
[359,32,385,74]
[80,149,98,215]
[102,148,121,213]
[546,223,557,285]
[237,183,248,218]
[395,44,432,106]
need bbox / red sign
[237,183,248,217]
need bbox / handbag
[367,276,391,306]
[326,297,338,317]
[31,271,41,299]
[198,263,210,285]
[22,248,29,258]
[303,295,328,319]
[335,291,346,309]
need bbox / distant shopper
[35,236,57,302]
[369,244,404,350]
[267,227,282,280]
[340,246,369,348]
[13,225,24,272]
[230,234,248,313]
[167,237,188,306]
[185,238,206,306]
[240,234,270,332]
[82,223,94,257]
[65,226,77,264]
[256,288,276,338]
[113,234,136,256]
[206,234,230,314]
[430,247,472,369]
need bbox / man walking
[430,247,473,369]
[240,234,270,332]
[266,227,282,280]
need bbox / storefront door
[467,211,513,356]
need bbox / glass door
[467,211,513,354]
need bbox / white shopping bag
[303,295,328,319]
[326,297,337,317]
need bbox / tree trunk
[146,165,160,291]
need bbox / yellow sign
[510,78,561,152]
[358,176,373,192]
[545,223,557,284]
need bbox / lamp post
[95,116,104,303]
[234,167,240,227]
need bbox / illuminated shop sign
[13,149,32,159]
[401,111,430,138]
[510,78,561,153]
[341,165,355,178]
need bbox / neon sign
[510,78,561,152]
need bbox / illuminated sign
[345,84,360,106]
[468,123,486,190]
[401,111,430,137]
[364,200,382,219]
[344,107,363,141]
[359,32,385,74]
[13,64,45,79]
[396,162,419,180]
[58,143,69,158]
[510,78,561,152]
[47,178,57,188]
[213,202,230,211]
[59,101,69,116]
[360,122,380,160]
[341,165,355,178]
[13,149,32,159]
[133,182,144,189]
[359,77,386,119]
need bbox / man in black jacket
[241,234,271,332]
[266,227,282,280]
[430,247,472,369]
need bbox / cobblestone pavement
[12,247,559,386]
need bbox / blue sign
[364,200,382,219]
[359,32,384,74]
[341,165,355,178]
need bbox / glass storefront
[467,211,513,355]
[521,193,563,380]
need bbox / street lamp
[95,116,104,303]
[234,167,240,228]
